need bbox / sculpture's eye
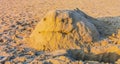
[61,19,65,23]
[43,18,46,21]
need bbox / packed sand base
[1,0,120,64]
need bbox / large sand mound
[26,9,100,51]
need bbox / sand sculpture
[26,9,100,51]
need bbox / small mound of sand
[26,9,100,51]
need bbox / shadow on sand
[67,49,120,63]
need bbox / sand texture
[0,0,120,64]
